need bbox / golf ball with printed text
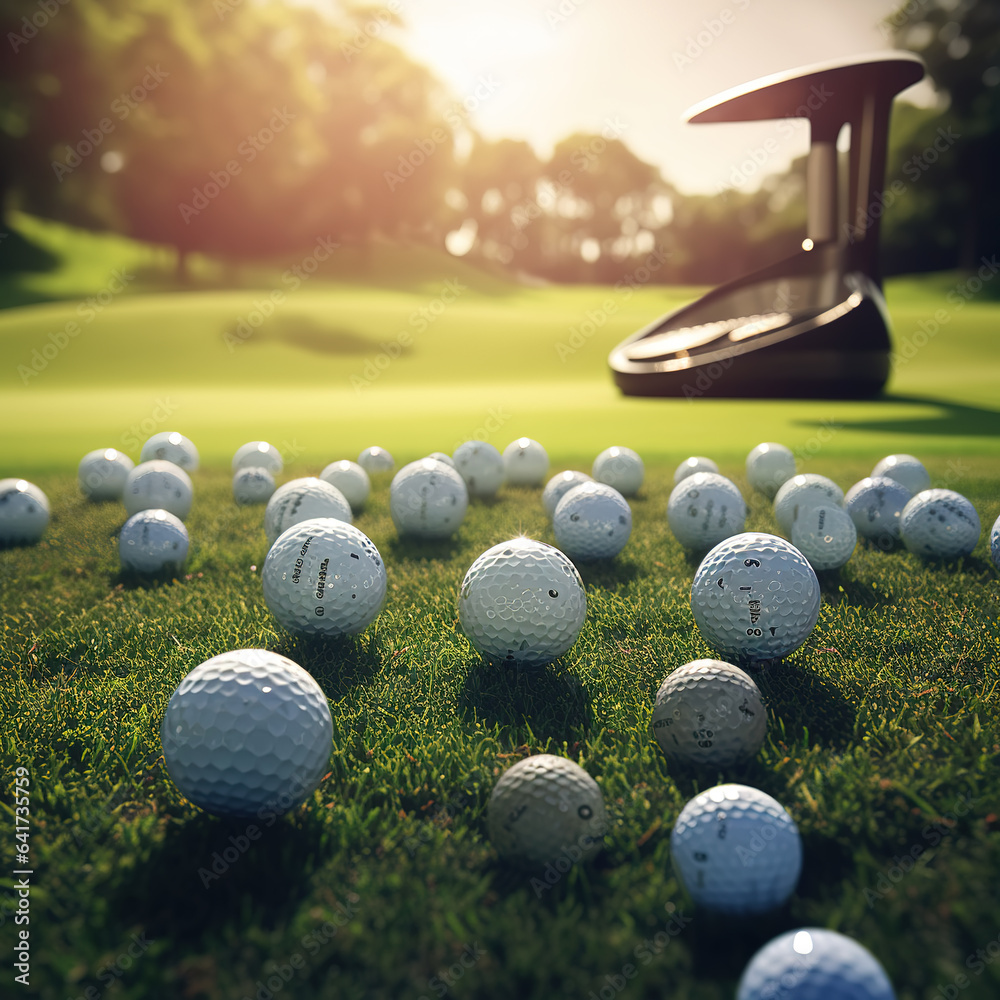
[78,448,135,501]
[232,467,275,506]
[554,481,632,560]
[773,474,845,536]
[990,513,1000,572]
[671,783,802,915]
[900,489,980,559]
[232,441,283,475]
[502,437,550,486]
[160,649,333,818]
[453,440,505,498]
[141,431,199,471]
[487,754,607,868]
[357,446,395,474]
[673,456,720,485]
[746,443,796,499]
[319,460,371,512]
[390,458,468,539]
[871,453,930,496]
[844,477,912,545]
[592,446,644,496]
[790,505,857,571]
[652,659,767,767]
[262,518,386,636]
[690,532,820,666]
[667,472,746,551]
[118,508,189,573]
[0,479,50,544]
[264,477,351,545]
[123,461,193,520]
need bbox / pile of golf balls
[553,481,632,561]
[666,472,746,551]
[319,460,371,512]
[232,467,276,506]
[389,458,468,539]
[900,489,980,559]
[872,453,930,495]
[592,446,643,497]
[123,461,193,520]
[78,448,134,501]
[773,474,844,536]
[233,441,283,474]
[118,508,189,573]
[264,477,351,545]
[452,440,505,498]
[358,446,395,474]
[746,442,796,498]
[0,479,50,544]
[502,437,549,486]
[791,505,857,571]
[160,649,333,818]
[673,456,719,485]
[141,431,199,471]
[844,477,912,546]
[542,470,593,519]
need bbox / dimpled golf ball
[791,505,857,571]
[592,446,644,497]
[319,460,371,512]
[990,513,1000,572]
[746,442,796,499]
[737,928,896,1000]
[357,445,395,474]
[872,453,930,496]
[691,532,820,666]
[232,467,275,506]
[141,431,199,471]
[773,474,845,536]
[542,470,593,519]
[652,659,767,767]
[667,472,747,551]
[673,456,720,485]
[78,448,135,501]
[262,518,386,636]
[670,783,802,915]
[160,649,333,818]
[554,481,632,561]
[453,440,505,498]
[0,479,50,544]
[502,437,550,487]
[118,508,189,573]
[123,461,193,520]
[844,477,912,545]
[487,754,607,868]
[900,489,980,559]
[264,477,351,545]
[232,441,283,475]
[390,458,468,539]
[458,538,587,667]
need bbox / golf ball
[232,467,275,506]
[118,508,189,573]
[773,474,845,536]
[232,441,283,475]
[487,754,607,868]
[900,489,980,559]
[791,505,857,571]
[428,451,455,467]
[357,445,395,474]
[502,437,550,487]
[990,513,1000,572]
[160,649,333,818]
[123,461,193,520]
[264,477,351,545]
[746,442,796,499]
[666,472,746,551]
[458,538,587,667]
[844,477,912,545]
[0,479,50,544]
[673,456,720,485]
[737,928,896,1000]
[670,783,802,915]
[592,446,644,497]
[141,431,199,471]
[652,659,767,767]
[453,440,505,498]
[691,532,821,666]
[262,518,386,636]
[542,470,593,519]
[553,482,632,561]
[78,448,134,501]
[319,460,371,512]
[390,458,469,539]
[871,453,930,496]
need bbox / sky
[375,0,936,195]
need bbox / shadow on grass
[272,632,382,697]
[794,395,1000,438]
[575,556,644,590]
[385,534,465,564]
[754,662,857,750]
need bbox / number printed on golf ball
[0,479,50,544]
[690,532,821,666]
[666,472,746,551]
[900,489,980,559]
[553,481,632,560]
[118,508,189,573]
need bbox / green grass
[1,459,999,1000]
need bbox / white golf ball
[872,453,930,496]
[390,458,468,539]
[673,456,719,485]
[773,474,845,536]
[458,538,587,667]
[78,448,134,501]
[791,505,857,571]
[264,477,351,545]
[118,508,189,573]
[232,467,275,506]
[666,472,746,551]
[737,928,896,1000]
[900,489,980,559]
[990,513,1000,572]
[319,460,371,512]
[844,477,912,545]
[453,440,505,498]
[487,754,607,868]
[232,441,283,475]
[553,482,632,561]
[262,518,386,636]
[670,783,802,915]
[357,445,395,474]
[746,442,796,499]
[691,532,821,666]
[652,659,767,767]
[592,446,644,497]
[160,649,333,818]
[428,451,455,468]
[141,431,199,471]
[502,437,550,487]
[542,471,593,519]
[123,461,193,520]
[0,479,50,544]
